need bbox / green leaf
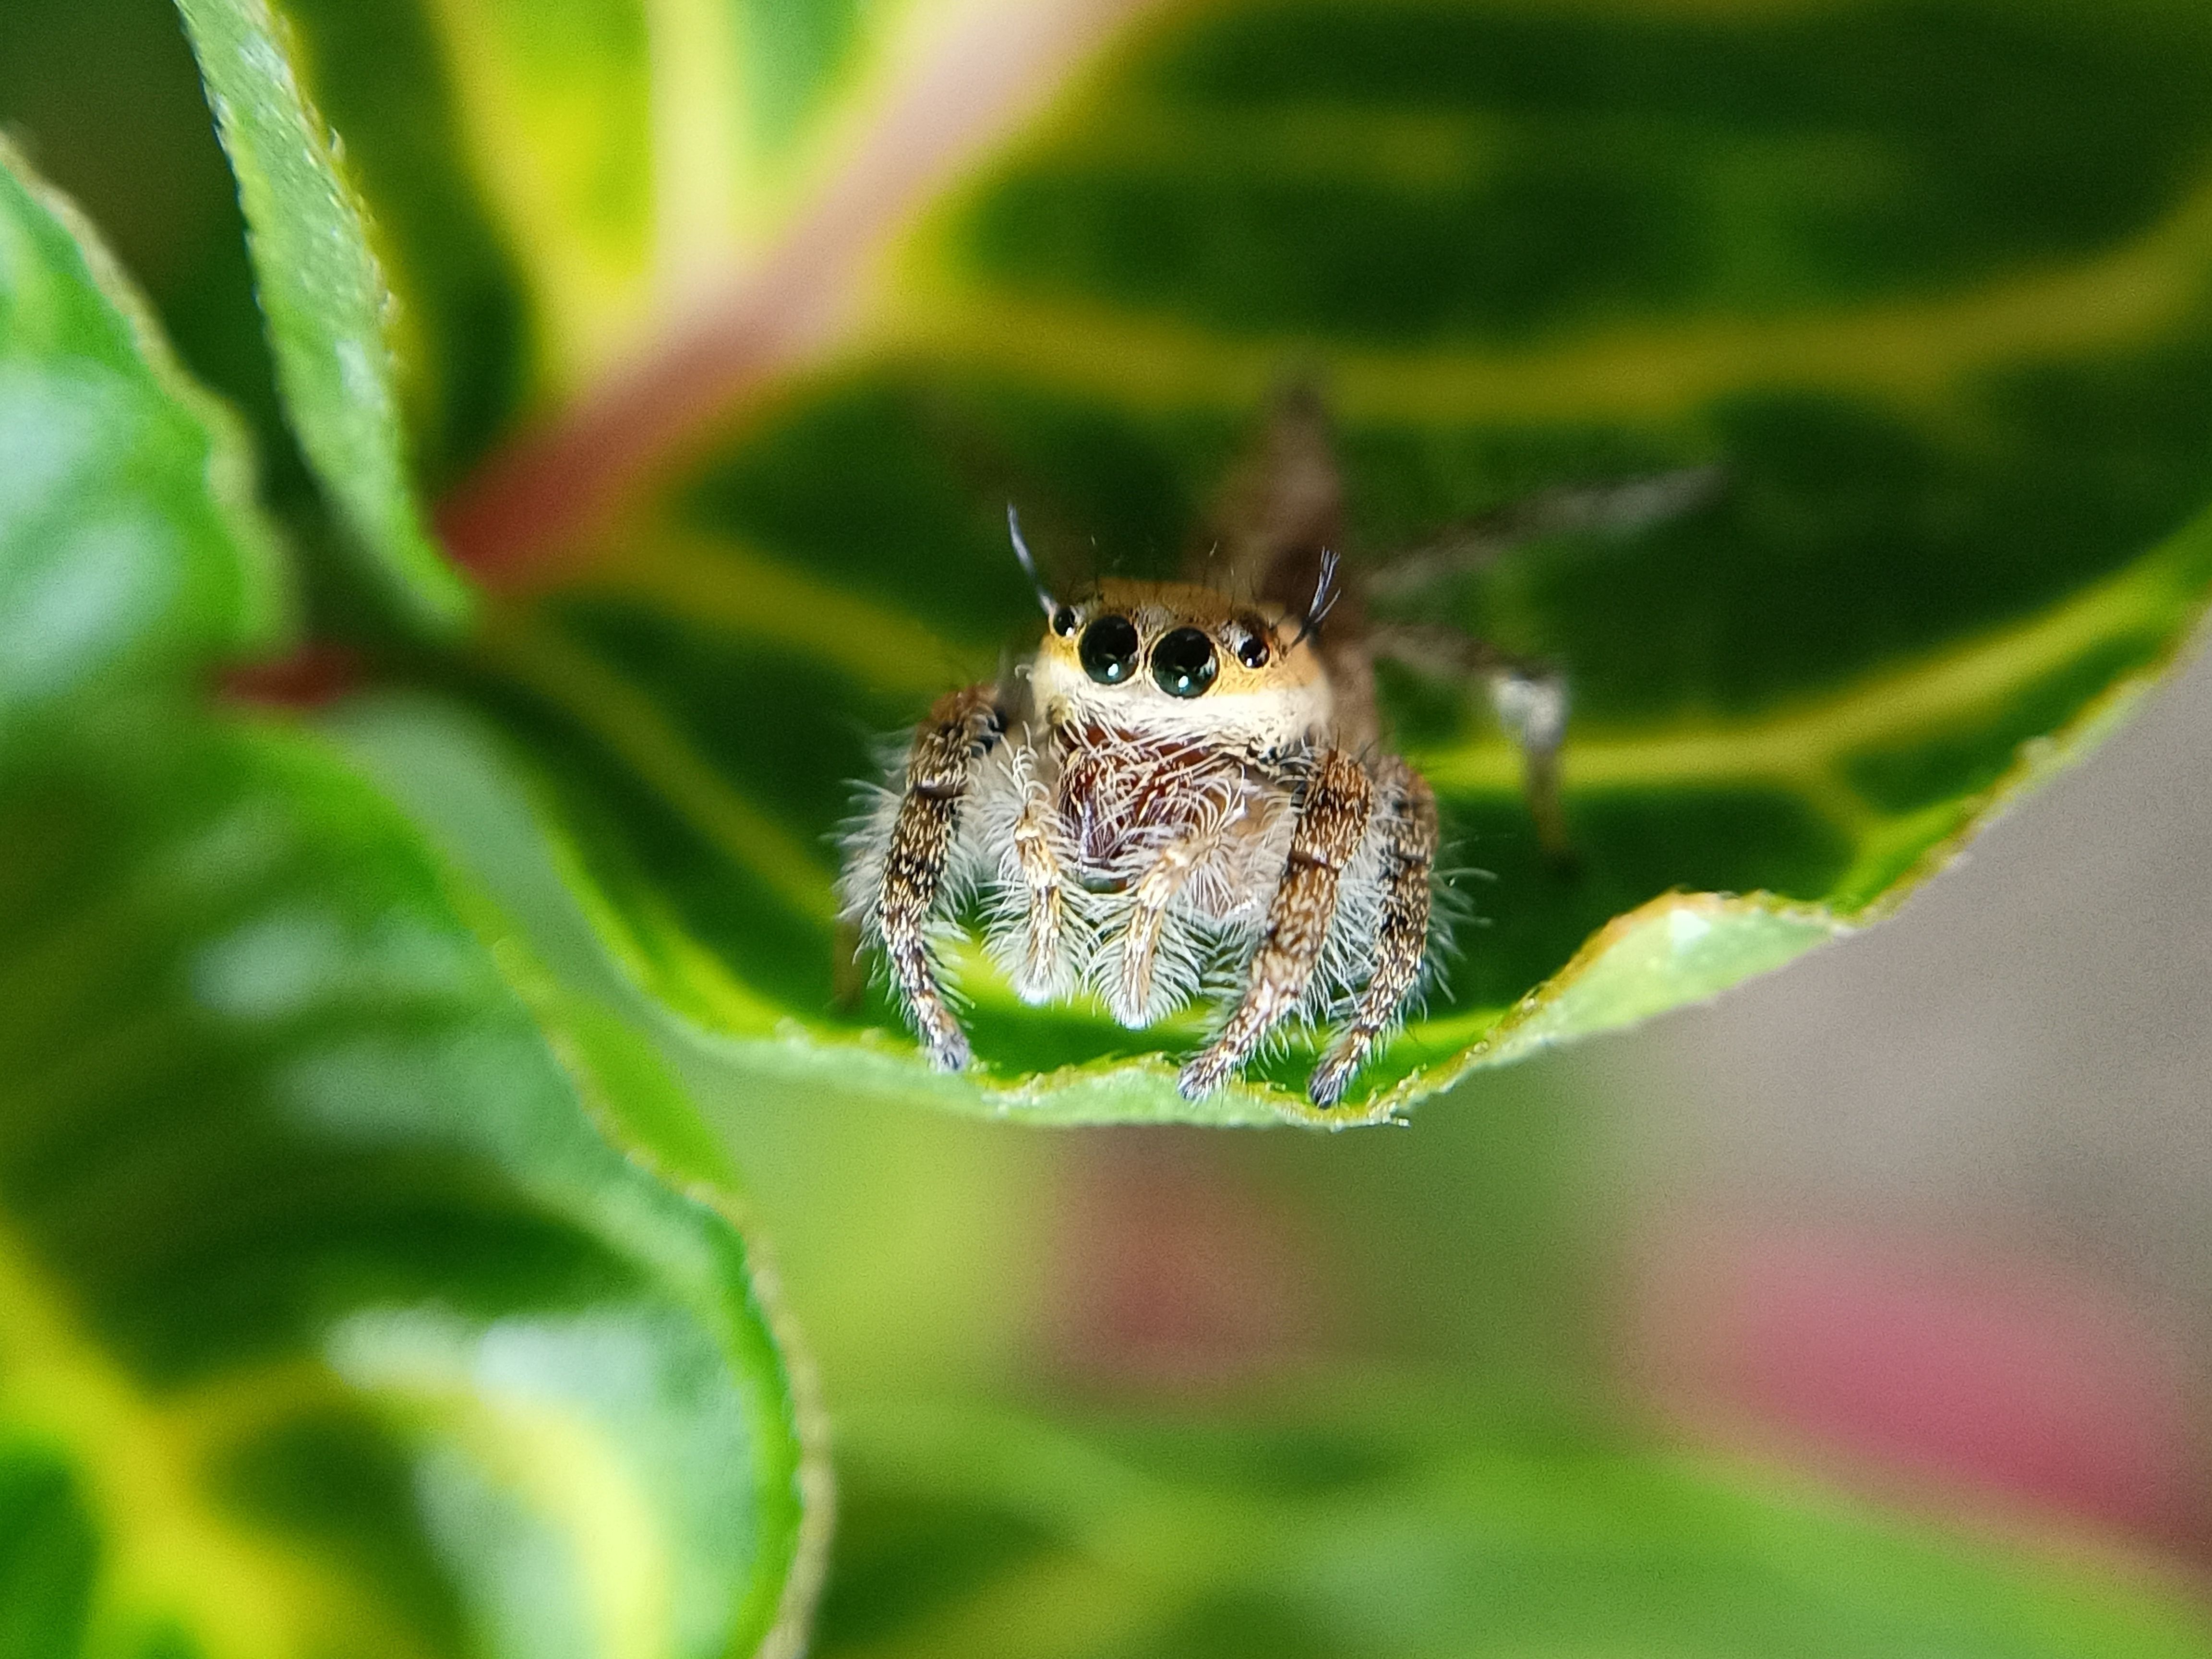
[0,135,287,738]
[817,1394,2212,1659]
[386,0,2212,1123]
[174,0,474,632]
[0,134,816,1654]
[195,0,976,481]
[0,711,818,1658]
[192,0,2212,1118]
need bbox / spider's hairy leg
[1361,465,1726,601]
[1372,622,1572,862]
[1179,751,1373,1099]
[1310,758,1438,1106]
[1007,776,1066,1002]
[1488,662,1570,863]
[1111,821,1222,1026]
[878,683,1001,1070]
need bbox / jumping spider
[840,393,1715,1104]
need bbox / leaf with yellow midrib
[184,0,2212,1123]
[0,139,817,1658]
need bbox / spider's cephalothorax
[839,392,1715,1103]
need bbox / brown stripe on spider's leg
[1309,759,1438,1106]
[1179,751,1374,1099]
[1371,622,1572,864]
[878,683,1002,1070]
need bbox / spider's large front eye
[1151,627,1218,698]
[1080,615,1140,684]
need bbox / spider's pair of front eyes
[1053,609,1268,698]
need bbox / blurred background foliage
[4,0,2212,1654]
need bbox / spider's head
[1030,579,1332,745]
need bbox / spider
[839,391,1716,1104]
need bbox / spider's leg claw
[1177,1048,1231,1100]
[926,1025,973,1074]
[1306,1050,1355,1107]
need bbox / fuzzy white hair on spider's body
[971,736,1092,1006]
[832,775,986,1025]
[831,776,905,952]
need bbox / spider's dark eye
[1080,615,1140,684]
[1050,605,1078,637]
[1151,627,1218,698]
[1236,629,1271,670]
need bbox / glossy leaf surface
[200,0,2212,1121]
[176,0,472,630]
[0,717,816,1658]
[0,135,284,738]
[816,1395,2212,1658]
[0,139,814,1658]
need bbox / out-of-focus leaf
[0,137,817,1657]
[0,135,286,740]
[174,0,473,630]
[187,0,1051,473]
[0,712,819,1658]
[816,1394,2212,1659]
[394,0,2212,1123]
[0,0,315,520]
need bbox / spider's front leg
[1179,751,1374,1099]
[871,683,1002,1070]
[1309,757,1438,1106]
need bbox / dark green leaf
[415,0,2212,1122]
[817,1394,2212,1658]
[0,136,286,738]
[0,132,817,1655]
[0,711,818,1658]
[175,0,474,631]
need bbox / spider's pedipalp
[976,740,1076,1004]
[1108,819,1225,1026]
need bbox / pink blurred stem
[1631,1223,2212,1561]
[436,0,1157,589]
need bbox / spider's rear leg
[1488,662,1570,864]
[1179,751,1374,1099]
[872,684,1002,1070]
[1372,623,1572,863]
[1310,758,1438,1106]
[1361,465,1725,601]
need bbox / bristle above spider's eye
[1080,615,1140,684]
[1050,605,1078,637]
[1152,627,1218,698]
